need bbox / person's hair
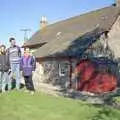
[0,45,6,55]
[24,47,30,51]
[9,37,15,42]
[0,44,6,49]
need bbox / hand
[8,69,11,75]
[20,71,23,76]
[32,71,35,75]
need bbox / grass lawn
[0,91,120,120]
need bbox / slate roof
[24,6,120,58]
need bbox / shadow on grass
[86,91,120,120]
[89,105,114,120]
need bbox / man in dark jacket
[0,45,10,92]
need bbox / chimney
[116,0,120,7]
[40,16,47,30]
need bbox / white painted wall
[108,16,120,59]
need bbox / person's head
[24,47,30,56]
[9,37,16,46]
[0,45,6,54]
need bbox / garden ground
[0,91,120,120]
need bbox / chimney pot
[40,16,47,30]
[116,0,120,7]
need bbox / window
[59,62,69,77]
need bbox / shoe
[2,90,6,93]
[14,88,20,91]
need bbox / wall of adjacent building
[108,16,120,59]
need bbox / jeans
[10,63,21,90]
[0,72,8,92]
[24,75,35,91]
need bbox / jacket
[20,56,36,76]
[7,45,21,64]
[0,54,10,72]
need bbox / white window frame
[59,62,68,77]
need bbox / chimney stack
[116,0,120,7]
[40,16,47,30]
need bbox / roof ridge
[44,6,116,28]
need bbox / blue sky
[0,0,114,47]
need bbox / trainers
[2,90,6,93]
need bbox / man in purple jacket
[20,48,36,94]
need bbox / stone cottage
[23,0,120,90]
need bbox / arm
[7,54,10,69]
[20,57,23,71]
[19,48,21,58]
[6,54,11,75]
[17,46,21,57]
[6,48,10,56]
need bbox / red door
[75,59,117,93]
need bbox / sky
[0,0,115,47]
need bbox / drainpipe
[69,57,72,88]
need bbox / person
[7,37,21,90]
[20,48,36,95]
[0,45,10,92]
[72,59,96,90]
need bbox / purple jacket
[20,56,36,76]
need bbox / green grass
[0,91,120,120]
[113,97,120,103]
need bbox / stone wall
[33,60,71,90]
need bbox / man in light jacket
[7,37,21,90]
